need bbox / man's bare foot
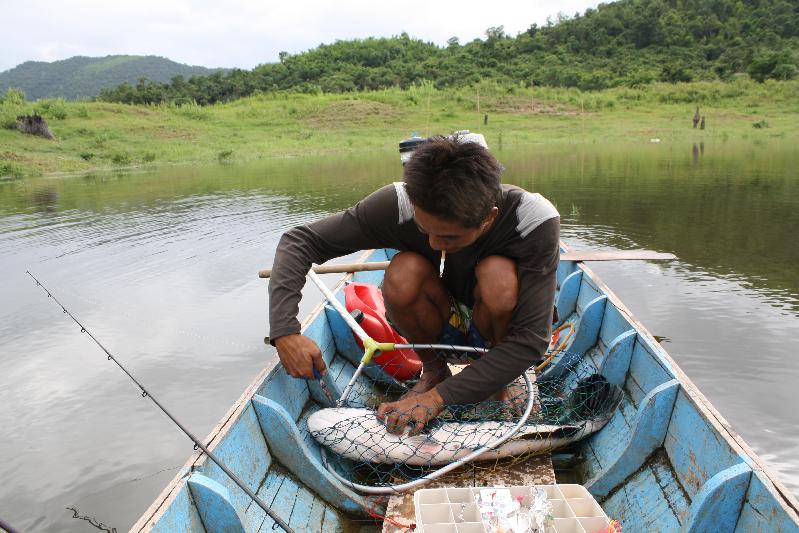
[402,362,451,398]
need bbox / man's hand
[376,388,445,436]
[274,334,326,379]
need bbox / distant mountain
[0,55,227,100]
[98,0,799,105]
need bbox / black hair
[402,135,502,228]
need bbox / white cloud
[1,0,603,72]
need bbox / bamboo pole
[258,250,676,278]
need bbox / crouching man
[268,135,559,435]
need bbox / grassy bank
[2,79,798,178]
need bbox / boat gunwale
[133,247,799,531]
[575,257,799,520]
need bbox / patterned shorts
[437,297,488,364]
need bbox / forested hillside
[0,55,226,100]
[97,0,799,105]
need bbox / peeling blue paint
[188,474,246,533]
[586,379,679,498]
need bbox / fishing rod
[26,271,295,533]
[0,518,21,533]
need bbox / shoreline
[2,80,797,179]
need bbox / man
[268,134,559,435]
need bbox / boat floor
[382,453,555,532]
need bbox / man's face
[413,206,497,253]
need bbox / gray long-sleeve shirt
[268,182,560,405]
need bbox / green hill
[98,0,799,106]
[0,55,227,100]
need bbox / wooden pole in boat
[26,272,297,533]
[258,250,677,278]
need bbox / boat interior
[134,248,799,532]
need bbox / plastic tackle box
[413,484,612,533]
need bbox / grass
[1,79,798,177]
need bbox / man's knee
[474,256,518,314]
[383,252,436,308]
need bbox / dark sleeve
[436,217,560,406]
[268,185,402,341]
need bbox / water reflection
[30,187,59,212]
[691,141,705,164]
[0,140,797,531]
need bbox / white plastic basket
[412,484,611,533]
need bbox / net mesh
[309,350,622,491]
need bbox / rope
[365,509,416,530]
[535,322,575,372]
[65,507,117,533]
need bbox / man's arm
[436,217,560,405]
[268,185,401,378]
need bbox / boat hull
[133,248,799,532]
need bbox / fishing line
[52,285,263,352]
[26,271,295,533]
[70,465,183,505]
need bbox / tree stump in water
[16,115,55,140]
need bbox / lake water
[1,140,797,531]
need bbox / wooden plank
[243,470,283,532]
[321,505,345,532]
[287,483,316,532]
[600,451,683,531]
[257,250,677,278]
[262,475,300,532]
[382,454,556,533]
[560,250,677,261]
[304,496,328,533]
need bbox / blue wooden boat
[132,248,799,532]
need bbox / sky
[1,0,604,72]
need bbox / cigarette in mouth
[439,250,446,278]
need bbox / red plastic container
[344,283,422,381]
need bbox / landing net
[309,351,622,493]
